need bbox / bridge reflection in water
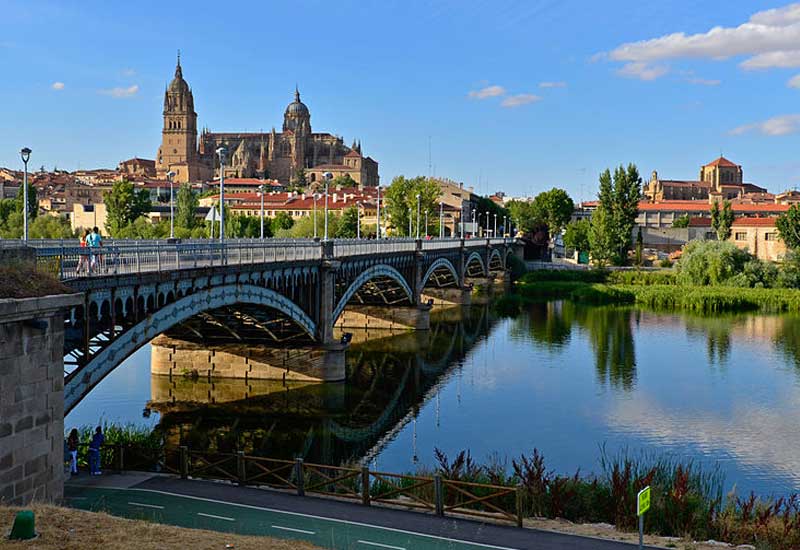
[147,304,495,466]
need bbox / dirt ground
[0,504,316,550]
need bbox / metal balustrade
[25,237,513,281]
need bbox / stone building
[645,157,766,202]
[155,55,378,186]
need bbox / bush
[606,270,677,286]
[676,240,752,286]
[727,259,778,288]
[521,269,608,284]
[659,258,673,268]
[777,251,800,289]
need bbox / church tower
[156,52,201,182]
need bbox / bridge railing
[333,238,418,256]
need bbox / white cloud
[500,93,541,108]
[605,3,800,72]
[790,74,800,88]
[616,62,669,81]
[100,84,139,98]
[687,77,721,86]
[51,82,65,91]
[539,81,567,88]
[730,114,800,136]
[468,85,506,99]
[741,50,800,69]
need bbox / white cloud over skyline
[51,82,64,91]
[616,62,669,81]
[468,85,506,99]
[100,85,139,98]
[730,114,800,136]
[500,94,541,108]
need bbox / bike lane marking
[66,486,522,550]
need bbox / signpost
[637,485,651,549]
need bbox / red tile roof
[344,150,361,158]
[704,156,738,168]
[732,217,778,227]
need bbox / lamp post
[408,207,412,237]
[439,202,444,238]
[415,193,421,239]
[258,184,266,239]
[460,203,464,238]
[166,170,176,239]
[424,211,428,238]
[376,185,381,239]
[323,172,332,240]
[20,148,31,241]
[493,213,497,238]
[216,147,228,242]
[356,201,361,239]
[471,208,476,238]
[312,193,318,239]
[503,215,507,237]
[485,211,490,238]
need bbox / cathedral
[155,55,379,186]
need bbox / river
[66,302,800,497]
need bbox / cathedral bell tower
[156,52,199,182]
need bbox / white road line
[121,488,522,550]
[272,525,316,535]
[128,501,164,510]
[197,512,235,522]
[358,541,406,550]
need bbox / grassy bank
[504,269,800,314]
[0,503,313,550]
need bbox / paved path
[64,474,656,550]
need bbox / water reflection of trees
[774,315,800,373]
[509,301,575,350]
[684,316,734,367]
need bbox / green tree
[332,174,357,188]
[776,203,800,250]
[589,164,642,265]
[563,219,591,252]
[336,206,359,238]
[672,214,691,228]
[14,181,38,221]
[103,180,151,236]
[635,227,643,266]
[710,200,734,241]
[273,212,294,231]
[531,188,574,238]
[384,176,441,237]
[175,184,199,230]
[293,168,308,188]
[676,239,751,285]
[506,200,540,234]
[29,215,74,238]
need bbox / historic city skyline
[2,1,800,199]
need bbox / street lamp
[485,211,490,238]
[20,147,31,241]
[258,184,266,239]
[166,170,176,239]
[356,201,361,239]
[460,203,464,238]
[312,193,319,239]
[503,215,507,237]
[471,208,476,238]
[415,193,421,239]
[493,213,497,238]
[323,172,332,240]
[408,207,412,237]
[216,146,228,242]
[376,185,381,240]
[439,202,444,238]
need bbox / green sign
[637,486,651,516]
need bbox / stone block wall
[0,293,81,505]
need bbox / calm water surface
[67,302,800,496]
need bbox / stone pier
[335,304,431,331]
[0,293,81,505]
[421,286,472,306]
[151,336,346,382]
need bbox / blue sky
[2,0,800,200]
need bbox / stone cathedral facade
[156,56,379,186]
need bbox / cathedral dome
[169,64,190,94]
[285,88,309,116]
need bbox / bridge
[30,237,517,414]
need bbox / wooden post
[237,451,246,486]
[180,446,189,479]
[434,474,444,517]
[295,458,305,496]
[361,466,371,506]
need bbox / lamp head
[20,147,31,163]
[166,171,176,180]
[216,146,228,161]
[323,172,333,181]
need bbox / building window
[735,232,747,241]
[765,232,778,241]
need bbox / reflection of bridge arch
[421,258,459,289]
[64,284,316,414]
[465,251,487,277]
[332,264,414,323]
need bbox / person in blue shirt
[88,426,104,475]
[87,227,103,273]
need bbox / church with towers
[155,54,379,186]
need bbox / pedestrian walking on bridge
[88,426,104,475]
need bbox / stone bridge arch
[332,264,414,324]
[64,284,316,413]
[421,257,460,289]
[465,251,487,277]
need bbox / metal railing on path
[79,443,524,527]
[29,237,512,281]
